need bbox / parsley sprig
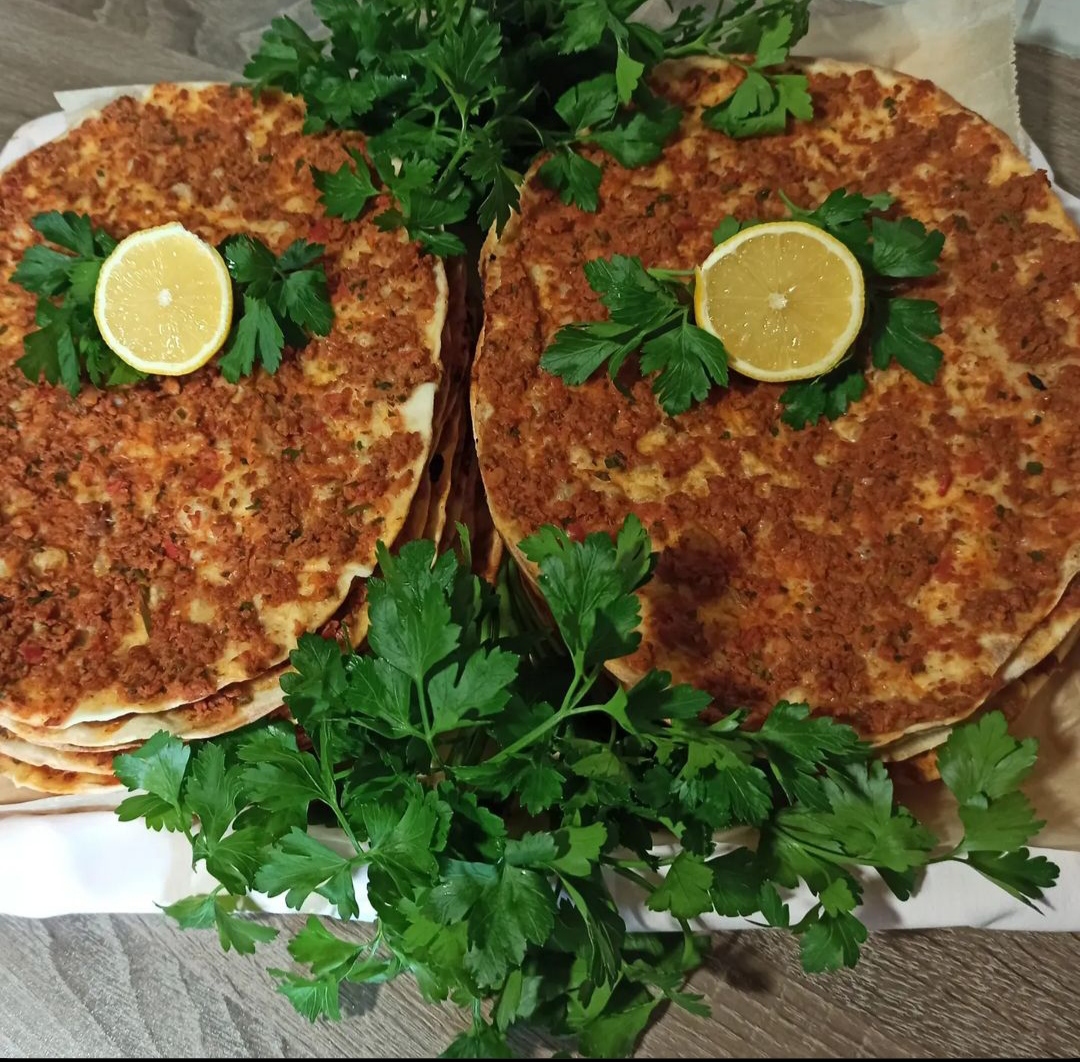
[10,216,333,393]
[757,189,946,428]
[542,189,946,426]
[12,212,145,396]
[115,517,1056,1058]
[218,236,334,382]
[246,1,814,252]
[701,14,814,136]
[540,254,728,415]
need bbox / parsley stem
[601,855,653,870]
[678,919,697,967]
[413,675,443,771]
[566,669,601,712]
[469,659,603,766]
[648,267,695,282]
[481,701,595,768]
[434,130,470,197]
[557,656,585,715]
[664,8,762,59]
[468,658,603,764]
[318,721,363,855]
[327,800,363,858]
[367,924,384,954]
[425,58,470,125]
[557,656,601,716]
[930,850,970,865]
[608,862,658,897]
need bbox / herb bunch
[12,211,145,396]
[245,1,815,253]
[116,517,1057,1059]
[724,188,946,428]
[10,216,333,393]
[541,188,946,426]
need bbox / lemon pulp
[694,220,865,383]
[94,222,233,376]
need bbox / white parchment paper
[2,1,1079,928]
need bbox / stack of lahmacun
[0,85,474,794]
[4,59,1080,794]
[472,58,1080,781]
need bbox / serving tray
[3,106,1080,932]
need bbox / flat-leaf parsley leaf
[12,211,143,395]
[218,235,334,382]
[540,254,728,415]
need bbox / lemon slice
[694,221,865,383]
[94,222,233,376]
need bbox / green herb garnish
[115,516,1057,1058]
[543,189,946,425]
[540,254,728,415]
[245,1,814,250]
[218,236,334,382]
[11,218,333,393]
[769,188,945,427]
[12,211,145,396]
[701,15,814,136]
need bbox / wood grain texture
[1018,44,1080,196]
[3,914,1080,1058]
[2,3,1080,1058]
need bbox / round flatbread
[473,57,1080,743]
[0,727,129,774]
[1,84,445,728]
[0,369,461,759]
[2,667,293,752]
[885,616,1080,782]
[0,751,122,795]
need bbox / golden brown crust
[474,58,1080,741]
[0,727,129,773]
[0,750,122,794]
[0,84,444,727]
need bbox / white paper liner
[3,808,1080,932]
[2,4,1080,929]
[793,0,1020,143]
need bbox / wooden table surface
[3,3,1080,1058]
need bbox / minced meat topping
[474,59,1080,739]
[0,85,443,725]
